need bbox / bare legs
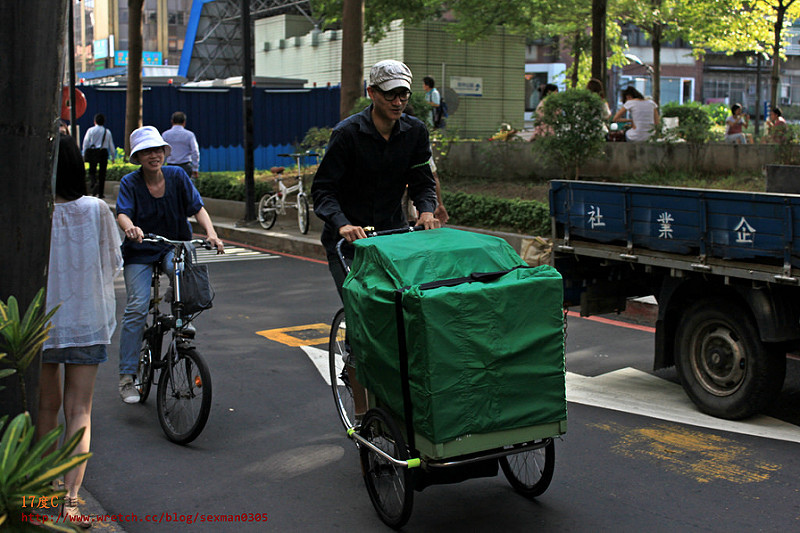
[37,362,99,499]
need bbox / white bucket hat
[129,126,172,164]
[369,60,412,92]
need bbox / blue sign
[115,51,163,66]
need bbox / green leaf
[9,426,67,486]
[20,452,92,491]
[0,413,31,485]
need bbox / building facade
[74,0,192,75]
[255,15,527,137]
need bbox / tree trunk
[591,0,607,87]
[651,21,662,108]
[571,33,581,88]
[125,0,145,157]
[340,0,364,120]
[241,0,256,221]
[0,0,69,419]
[771,8,786,110]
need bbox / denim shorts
[42,344,108,365]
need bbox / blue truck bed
[549,180,800,270]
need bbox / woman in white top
[37,135,122,526]
[612,86,660,142]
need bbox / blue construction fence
[74,85,341,172]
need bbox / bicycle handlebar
[336,225,425,274]
[142,233,213,250]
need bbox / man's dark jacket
[311,105,437,256]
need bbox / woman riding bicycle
[116,126,224,404]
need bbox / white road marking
[300,347,800,444]
[301,346,332,386]
[567,367,800,444]
[196,245,280,263]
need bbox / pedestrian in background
[725,103,750,144]
[162,111,200,180]
[82,113,116,198]
[423,76,443,129]
[532,83,559,138]
[38,134,122,527]
[587,78,612,123]
[612,86,660,142]
[764,107,787,143]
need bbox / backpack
[433,99,448,128]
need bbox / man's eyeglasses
[378,88,412,102]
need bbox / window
[620,76,695,104]
[524,72,549,112]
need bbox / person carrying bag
[82,113,116,198]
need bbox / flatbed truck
[550,180,800,419]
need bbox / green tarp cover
[342,228,566,445]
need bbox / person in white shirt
[162,111,200,179]
[81,113,116,198]
[612,86,660,142]
[38,134,122,526]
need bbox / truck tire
[675,298,785,419]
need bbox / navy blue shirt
[116,166,204,264]
[311,105,437,256]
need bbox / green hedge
[443,191,549,237]
[98,164,548,236]
[193,172,275,202]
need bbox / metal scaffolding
[184,0,317,81]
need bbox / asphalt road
[81,241,800,532]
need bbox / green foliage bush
[532,88,606,179]
[193,172,275,202]
[661,102,712,143]
[105,162,138,181]
[443,191,550,237]
[300,127,332,153]
[702,103,730,126]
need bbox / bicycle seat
[270,166,285,175]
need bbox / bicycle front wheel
[360,408,414,529]
[157,346,212,444]
[258,194,278,230]
[329,308,356,429]
[297,193,310,234]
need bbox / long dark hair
[621,86,644,101]
[587,78,605,98]
[56,135,87,201]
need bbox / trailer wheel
[675,299,785,419]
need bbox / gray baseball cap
[369,60,412,92]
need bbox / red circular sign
[61,86,87,120]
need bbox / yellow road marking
[256,323,330,347]
[590,422,781,484]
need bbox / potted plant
[0,289,90,531]
[0,289,58,412]
[0,413,90,531]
